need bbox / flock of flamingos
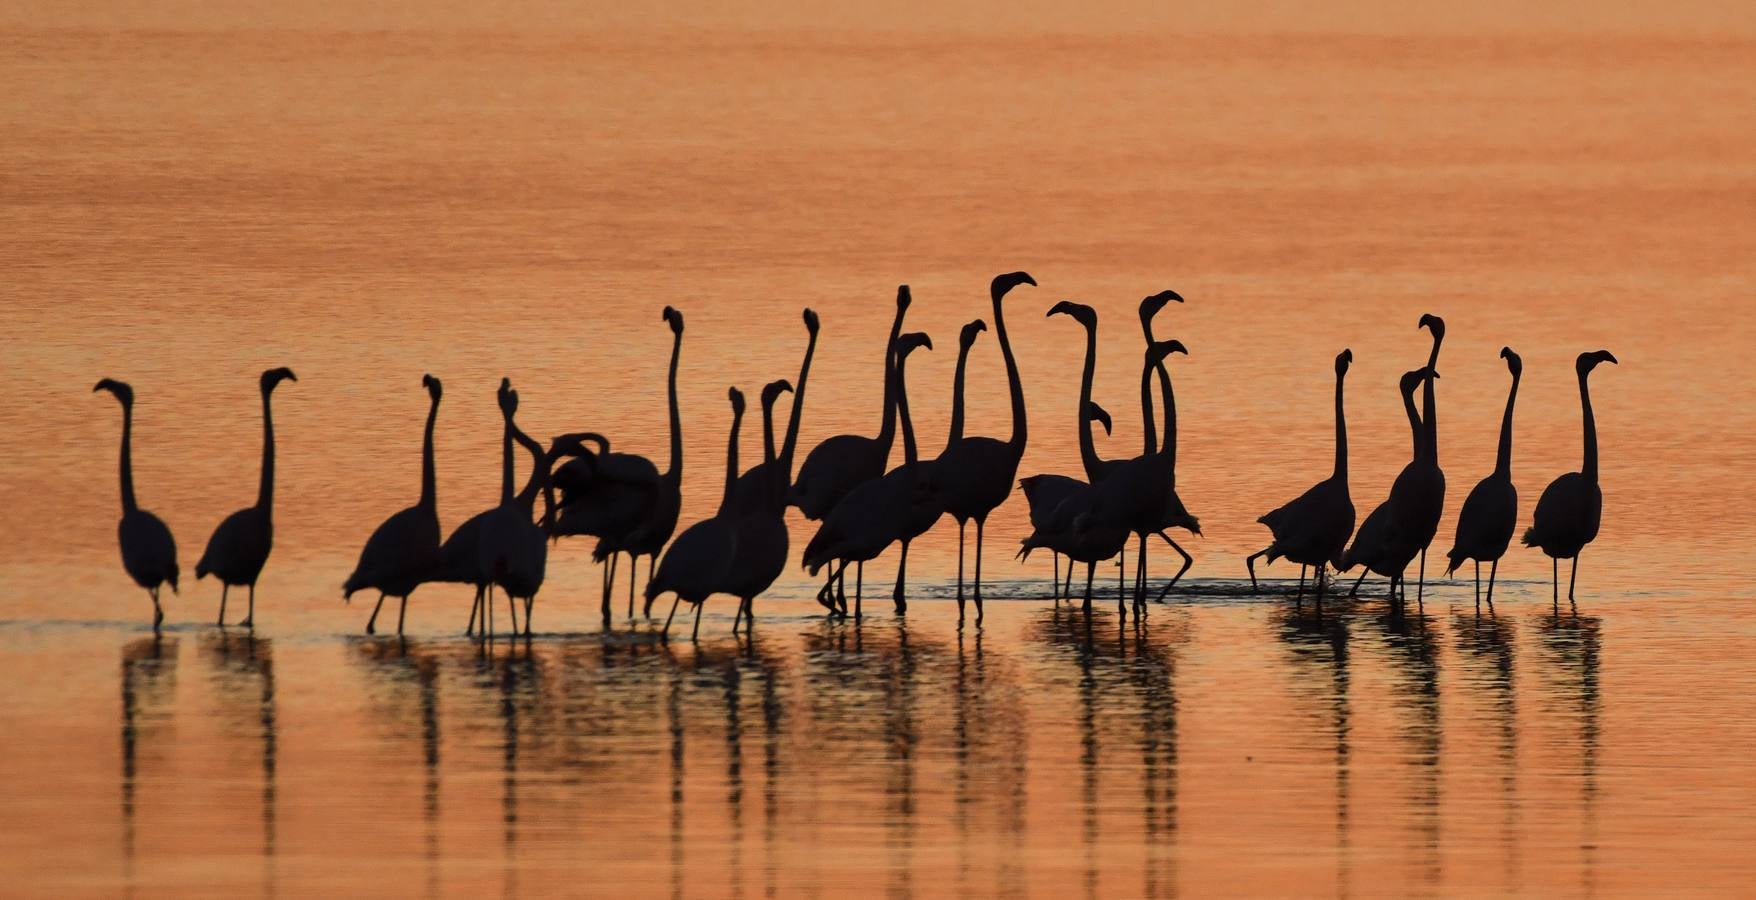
[93,273,1619,639]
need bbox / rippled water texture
[4,3,1756,896]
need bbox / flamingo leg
[466,586,481,636]
[1052,552,1061,604]
[661,595,680,639]
[956,520,967,623]
[732,598,744,634]
[366,592,386,635]
[1348,568,1368,598]
[150,587,163,631]
[1416,549,1427,610]
[1295,565,1307,608]
[1133,535,1146,607]
[506,593,519,636]
[1486,559,1499,612]
[628,556,637,621]
[644,557,657,618]
[973,518,986,625]
[1552,557,1559,611]
[601,553,617,623]
[217,584,229,627]
[1245,549,1265,590]
[396,595,407,635]
[1064,562,1074,601]
[893,542,908,615]
[1568,555,1579,607]
[834,562,849,617]
[1153,534,1194,602]
[692,602,703,640]
[854,561,863,621]
[1314,564,1327,612]
[1083,562,1095,612]
[1474,562,1481,611]
[243,584,255,629]
[523,596,534,637]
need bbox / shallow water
[5,3,1756,896]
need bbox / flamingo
[343,375,443,635]
[892,319,986,611]
[724,308,817,631]
[94,379,180,630]
[196,367,296,628]
[648,387,747,640]
[1446,348,1523,609]
[1246,351,1357,601]
[1138,290,1201,598]
[1523,350,1618,607]
[551,306,683,622]
[1396,314,1447,606]
[725,377,795,633]
[926,271,1035,625]
[802,332,934,619]
[1338,367,1437,604]
[440,379,533,639]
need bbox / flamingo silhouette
[1339,367,1437,603]
[724,377,795,633]
[1246,351,1357,601]
[488,385,578,636]
[343,375,443,635]
[648,386,747,640]
[440,380,534,638]
[94,379,180,630]
[926,272,1035,625]
[802,332,934,619]
[1138,290,1201,599]
[1396,314,1447,606]
[893,319,986,611]
[1523,350,1618,607]
[1446,348,1523,609]
[723,308,817,632]
[549,308,682,623]
[1018,400,1121,607]
[196,367,296,628]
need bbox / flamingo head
[422,373,442,401]
[959,319,987,348]
[1500,346,1523,378]
[260,367,296,393]
[896,331,933,359]
[991,271,1036,302]
[802,307,820,335]
[93,378,133,406]
[1400,366,1438,397]
[1086,400,1113,436]
[729,386,745,417]
[1419,313,1446,343]
[663,305,683,334]
[497,378,517,418]
[1577,349,1618,376]
[1138,289,1184,328]
[1336,349,1353,376]
[895,284,912,313]
[761,379,794,409]
[1046,300,1095,328]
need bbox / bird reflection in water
[1278,606,1353,899]
[351,637,442,897]
[201,631,279,895]
[1452,608,1519,890]
[120,635,178,893]
[1374,606,1442,887]
[1537,609,1601,897]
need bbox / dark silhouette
[802,333,935,618]
[1138,290,1201,600]
[649,387,746,639]
[478,382,566,636]
[790,290,907,514]
[1446,348,1523,609]
[551,306,685,623]
[434,381,525,640]
[1523,350,1618,606]
[895,320,986,611]
[344,375,443,634]
[1339,367,1438,604]
[1246,350,1357,600]
[725,308,817,630]
[1398,315,1448,606]
[928,272,1036,625]
[725,377,795,632]
[95,378,180,629]
[196,367,296,628]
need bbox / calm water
[5,4,1756,896]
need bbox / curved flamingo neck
[1423,334,1442,462]
[664,328,683,485]
[1495,372,1519,477]
[1076,320,1102,480]
[778,325,816,476]
[418,392,438,510]
[995,292,1025,450]
[875,302,905,455]
[761,394,778,467]
[1402,381,1422,459]
[947,338,973,446]
[896,349,918,467]
[256,388,276,513]
[117,402,138,514]
[1333,369,1349,487]
[1141,317,1173,459]
[1580,369,1598,481]
[719,403,743,517]
[1139,353,1157,461]
[499,408,515,507]
[511,422,545,514]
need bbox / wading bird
[1447,348,1523,609]
[343,375,443,635]
[196,367,296,628]
[1523,350,1618,607]
[1246,351,1357,602]
[95,379,180,630]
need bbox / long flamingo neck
[897,352,918,467]
[118,403,138,514]
[1139,357,1158,460]
[1495,373,1519,476]
[512,423,545,514]
[1156,362,1175,461]
[778,326,816,475]
[996,293,1025,450]
[256,389,275,512]
[1580,369,1598,481]
[499,411,515,506]
[719,405,743,516]
[761,396,778,466]
[1333,371,1348,486]
[947,340,972,445]
[1402,384,1421,459]
[418,394,438,510]
[875,309,902,454]
[1077,321,1101,479]
[1423,335,1442,462]
[664,329,683,485]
